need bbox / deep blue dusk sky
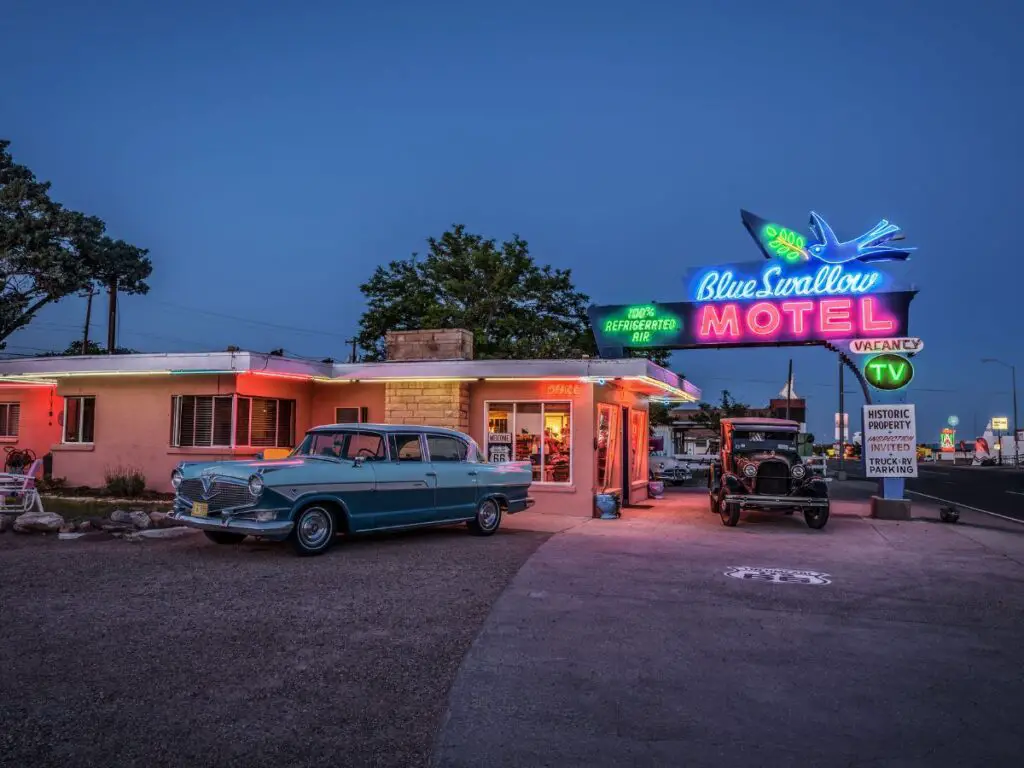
[3,0,1021,443]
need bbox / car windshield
[291,431,387,460]
[732,430,798,452]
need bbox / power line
[150,300,353,339]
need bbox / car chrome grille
[177,478,254,512]
[755,460,790,496]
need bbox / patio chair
[0,458,44,514]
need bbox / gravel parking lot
[0,526,549,768]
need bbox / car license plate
[192,502,208,517]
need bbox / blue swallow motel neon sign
[695,263,882,302]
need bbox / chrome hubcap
[479,501,499,529]
[298,508,332,548]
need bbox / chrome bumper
[727,495,829,510]
[508,497,535,514]
[170,509,294,539]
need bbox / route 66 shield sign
[725,566,831,585]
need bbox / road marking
[724,566,831,585]
[906,491,1024,525]
[1007,491,1024,497]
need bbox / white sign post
[863,404,918,478]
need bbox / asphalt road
[832,459,1024,521]
[0,526,548,768]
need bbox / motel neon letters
[696,296,895,344]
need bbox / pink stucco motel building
[0,330,699,516]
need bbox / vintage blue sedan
[169,424,535,555]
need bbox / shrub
[103,466,147,498]
[37,476,68,493]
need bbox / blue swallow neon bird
[806,211,915,264]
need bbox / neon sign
[587,208,918,355]
[940,428,955,452]
[864,353,914,390]
[696,296,896,344]
[599,304,681,347]
[694,263,882,302]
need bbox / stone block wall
[384,381,470,432]
[385,329,474,361]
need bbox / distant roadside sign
[992,417,1009,431]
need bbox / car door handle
[426,471,437,477]
[467,471,477,476]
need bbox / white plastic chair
[0,459,44,514]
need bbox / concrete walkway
[435,491,1024,767]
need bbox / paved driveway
[436,491,1024,767]
[0,526,548,768]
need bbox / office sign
[849,337,923,355]
[863,404,918,478]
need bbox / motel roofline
[0,351,701,402]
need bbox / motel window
[0,403,20,438]
[63,396,96,444]
[236,397,296,448]
[171,395,233,447]
[485,402,572,484]
[335,407,368,424]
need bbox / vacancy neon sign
[696,296,895,343]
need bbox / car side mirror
[353,456,365,467]
[255,451,264,460]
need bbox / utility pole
[981,358,1019,467]
[344,337,358,364]
[837,354,846,480]
[82,287,94,354]
[106,278,118,354]
[785,358,793,420]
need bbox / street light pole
[982,358,1019,468]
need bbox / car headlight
[792,464,807,479]
[171,469,183,490]
[248,474,264,497]
[742,463,757,478]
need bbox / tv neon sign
[696,296,895,343]
[864,353,914,390]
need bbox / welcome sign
[588,208,917,354]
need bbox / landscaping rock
[59,522,77,533]
[148,510,180,528]
[0,514,14,533]
[111,509,151,529]
[138,527,196,540]
[99,521,135,534]
[13,511,65,534]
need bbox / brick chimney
[385,329,474,361]
[383,329,474,432]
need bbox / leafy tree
[0,139,151,349]
[357,225,593,360]
[44,340,138,356]
[688,389,750,434]
[357,224,675,366]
